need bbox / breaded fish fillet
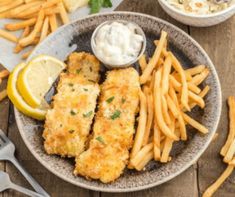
[43,52,100,157]
[67,52,100,83]
[74,68,140,183]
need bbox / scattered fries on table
[203,96,235,197]
[0,69,10,102]
[0,0,70,59]
[130,31,210,171]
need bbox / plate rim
[14,11,222,192]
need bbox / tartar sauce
[93,21,144,66]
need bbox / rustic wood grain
[0,66,10,197]
[190,15,235,197]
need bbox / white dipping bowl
[91,20,146,69]
[158,0,235,27]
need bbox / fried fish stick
[75,68,140,183]
[43,53,101,157]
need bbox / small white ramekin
[158,0,235,27]
[91,20,146,69]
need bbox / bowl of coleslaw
[158,0,235,26]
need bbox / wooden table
[0,1,234,196]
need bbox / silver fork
[0,129,50,197]
[0,171,43,197]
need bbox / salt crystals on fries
[0,0,70,59]
[130,30,210,171]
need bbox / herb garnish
[106,96,114,103]
[121,98,126,104]
[68,129,75,134]
[96,136,105,144]
[89,0,112,14]
[110,110,121,120]
[83,111,93,118]
[68,83,73,87]
[70,110,77,116]
[83,88,88,91]
[76,68,82,74]
[88,79,96,83]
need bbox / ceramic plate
[14,12,222,192]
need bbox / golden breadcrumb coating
[67,52,100,83]
[74,67,140,183]
[43,52,100,157]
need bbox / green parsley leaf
[103,0,112,7]
[89,0,101,13]
[70,110,77,116]
[106,96,114,103]
[96,136,105,144]
[110,110,121,120]
[68,129,75,134]
[121,98,126,104]
[68,83,73,87]
[83,88,88,91]
[76,68,82,74]
[83,111,93,118]
[88,79,96,83]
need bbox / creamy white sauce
[167,0,235,14]
[93,22,144,65]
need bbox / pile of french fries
[0,69,10,102]
[129,31,210,171]
[203,96,235,197]
[0,0,69,59]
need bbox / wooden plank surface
[190,15,235,197]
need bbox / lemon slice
[7,63,47,120]
[17,55,66,107]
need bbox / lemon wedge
[17,55,66,107]
[7,63,47,120]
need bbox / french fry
[153,124,161,161]
[44,6,60,16]
[3,1,43,18]
[221,96,235,156]
[182,112,208,134]
[0,69,10,79]
[166,94,179,118]
[212,132,219,142]
[169,75,181,90]
[0,0,23,13]
[188,82,201,94]
[130,90,147,159]
[188,91,205,108]
[161,55,172,95]
[0,29,18,43]
[49,14,57,32]
[0,89,7,102]
[228,157,235,166]
[0,78,2,85]
[169,52,190,111]
[14,26,30,53]
[186,65,206,76]
[162,95,171,125]
[139,54,147,72]
[5,18,36,31]
[143,88,154,146]
[140,31,167,84]
[191,68,210,86]
[130,143,153,167]
[135,150,154,171]
[41,0,61,8]
[154,69,178,140]
[19,9,44,47]
[189,85,210,109]
[202,165,234,197]
[39,17,49,42]
[58,2,69,24]
[22,49,33,59]
[161,114,175,163]
[223,138,235,163]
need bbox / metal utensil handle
[10,156,50,197]
[10,182,44,197]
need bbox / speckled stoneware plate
[14,12,222,192]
